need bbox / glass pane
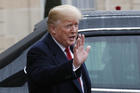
[61,0,95,10]
[72,0,94,10]
[85,36,140,89]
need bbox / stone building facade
[0,0,43,53]
[1,0,140,53]
[96,0,140,10]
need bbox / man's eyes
[66,24,72,28]
[65,24,78,28]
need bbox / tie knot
[65,47,70,53]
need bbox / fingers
[77,37,80,48]
[74,34,84,54]
[73,34,91,67]
[75,34,90,53]
[86,45,91,53]
[76,34,85,48]
[81,34,85,46]
[79,34,85,46]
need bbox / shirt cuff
[72,63,80,71]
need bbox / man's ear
[49,24,56,35]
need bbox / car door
[79,28,140,93]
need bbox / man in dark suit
[26,5,91,93]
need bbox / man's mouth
[69,36,76,41]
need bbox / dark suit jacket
[26,33,91,93]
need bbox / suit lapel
[43,33,68,65]
[73,64,91,93]
[73,79,83,93]
[81,64,91,93]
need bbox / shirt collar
[51,36,66,52]
[51,35,73,58]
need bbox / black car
[79,11,140,93]
[1,11,140,93]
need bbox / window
[85,35,140,89]
[61,0,95,11]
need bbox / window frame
[61,0,95,11]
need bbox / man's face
[52,18,79,47]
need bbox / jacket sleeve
[26,47,81,86]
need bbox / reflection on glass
[85,36,140,89]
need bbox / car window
[85,35,140,89]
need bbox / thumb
[86,45,91,53]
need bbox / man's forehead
[60,15,79,22]
[60,19,79,24]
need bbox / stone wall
[0,0,43,53]
[96,0,140,10]
[1,0,140,53]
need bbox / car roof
[79,11,140,30]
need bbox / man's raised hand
[73,34,91,68]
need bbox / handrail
[0,30,46,69]
[0,18,48,69]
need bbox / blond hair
[47,5,82,31]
